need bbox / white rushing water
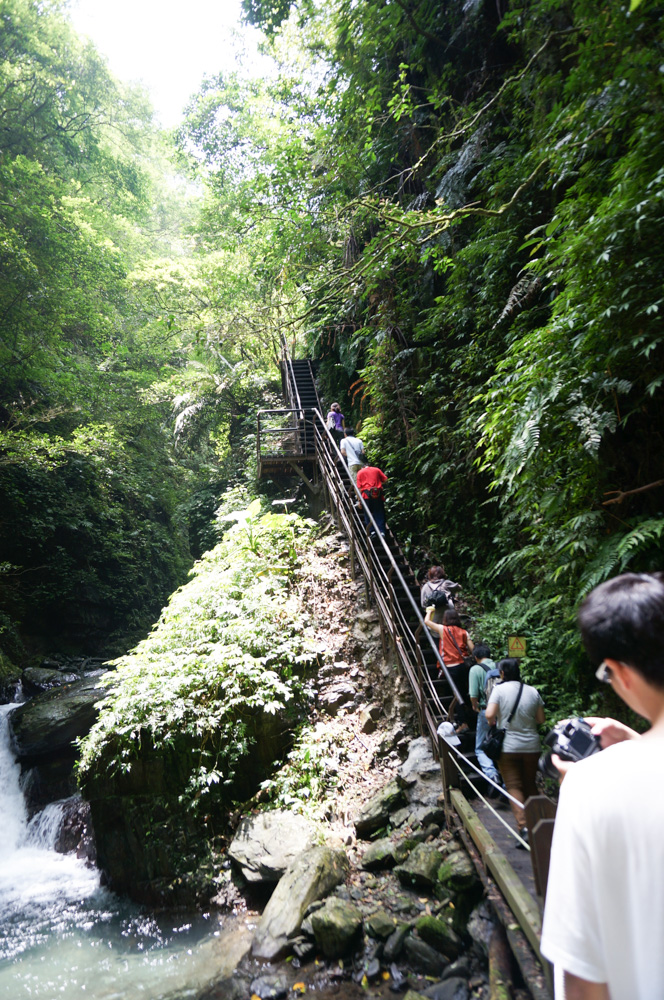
[0,704,254,1000]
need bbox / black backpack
[430,582,454,610]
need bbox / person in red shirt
[424,607,474,732]
[356,465,387,536]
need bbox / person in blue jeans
[468,644,502,789]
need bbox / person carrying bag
[485,658,545,843]
[480,680,523,762]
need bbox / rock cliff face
[80,706,294,904]
[10,673,110,814]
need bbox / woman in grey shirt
[485,658,545,842]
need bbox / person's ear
[605,658,632,688]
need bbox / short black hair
[345,426,355,436]
[474,643,491,661]
[497,658,521,682]
[578,572,664,690]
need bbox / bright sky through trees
[68,0,265,126]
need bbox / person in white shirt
[541,571,664,1000]
[340,427,366,483]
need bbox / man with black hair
[356,464,387,536]
[541,572,664,1000]
[468,644,502,788]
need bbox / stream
[0,703,255,1000]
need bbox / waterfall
[0,705,28,858]
[0,701,253,999]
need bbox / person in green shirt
[468,644,502,787]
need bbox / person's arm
[424,606,444,636]
[466,634,474,653]
[485,700,498,726]
[535,703,546,726]
[471,696,480,713]
[563,972,609,1000]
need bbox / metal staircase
[256,347,465,747]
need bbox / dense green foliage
[2,0,663,710]
[77,500,324,896]
[78,500,321,794]
[175,0,664,708]
[0,0,283,656]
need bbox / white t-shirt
[486,680,542,752]
[341,435,365,466]
[541,737,664,999]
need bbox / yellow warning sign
[508,636,527,657]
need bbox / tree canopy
[1,0,663,711]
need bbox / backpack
[429,582,454,610]
[484,668,501,702]
[326,413,336,430]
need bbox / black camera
[539,717,602,780]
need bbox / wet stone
[365,909,398,940]
[361,838,396,871]
[403,935,448,976]
[395,843,443,890]
[250,975,289,999]
[383,922,410,961]
[415,915,462,961]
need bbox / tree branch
[602,480,664,506]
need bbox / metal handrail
[301,407,463,706]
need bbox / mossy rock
[394,843,443,889]
[365,909,399,940]
[310,897,363,958]
[361,838,396,871]
[393,837,418,863]
[414,914,462,960]
[437,849,479,893]
[354,778,406,837]
[0,651,21,700]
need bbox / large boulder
[310,897,363,958]
[10,674,111,762]
[252,846,349,960]
[22,666,79,696]
[395,843,444,890]
[354,778,406,837]
[415,915,462,961]
[9,674,112,813]
[229,810,321,884]
[398,737,446,826]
